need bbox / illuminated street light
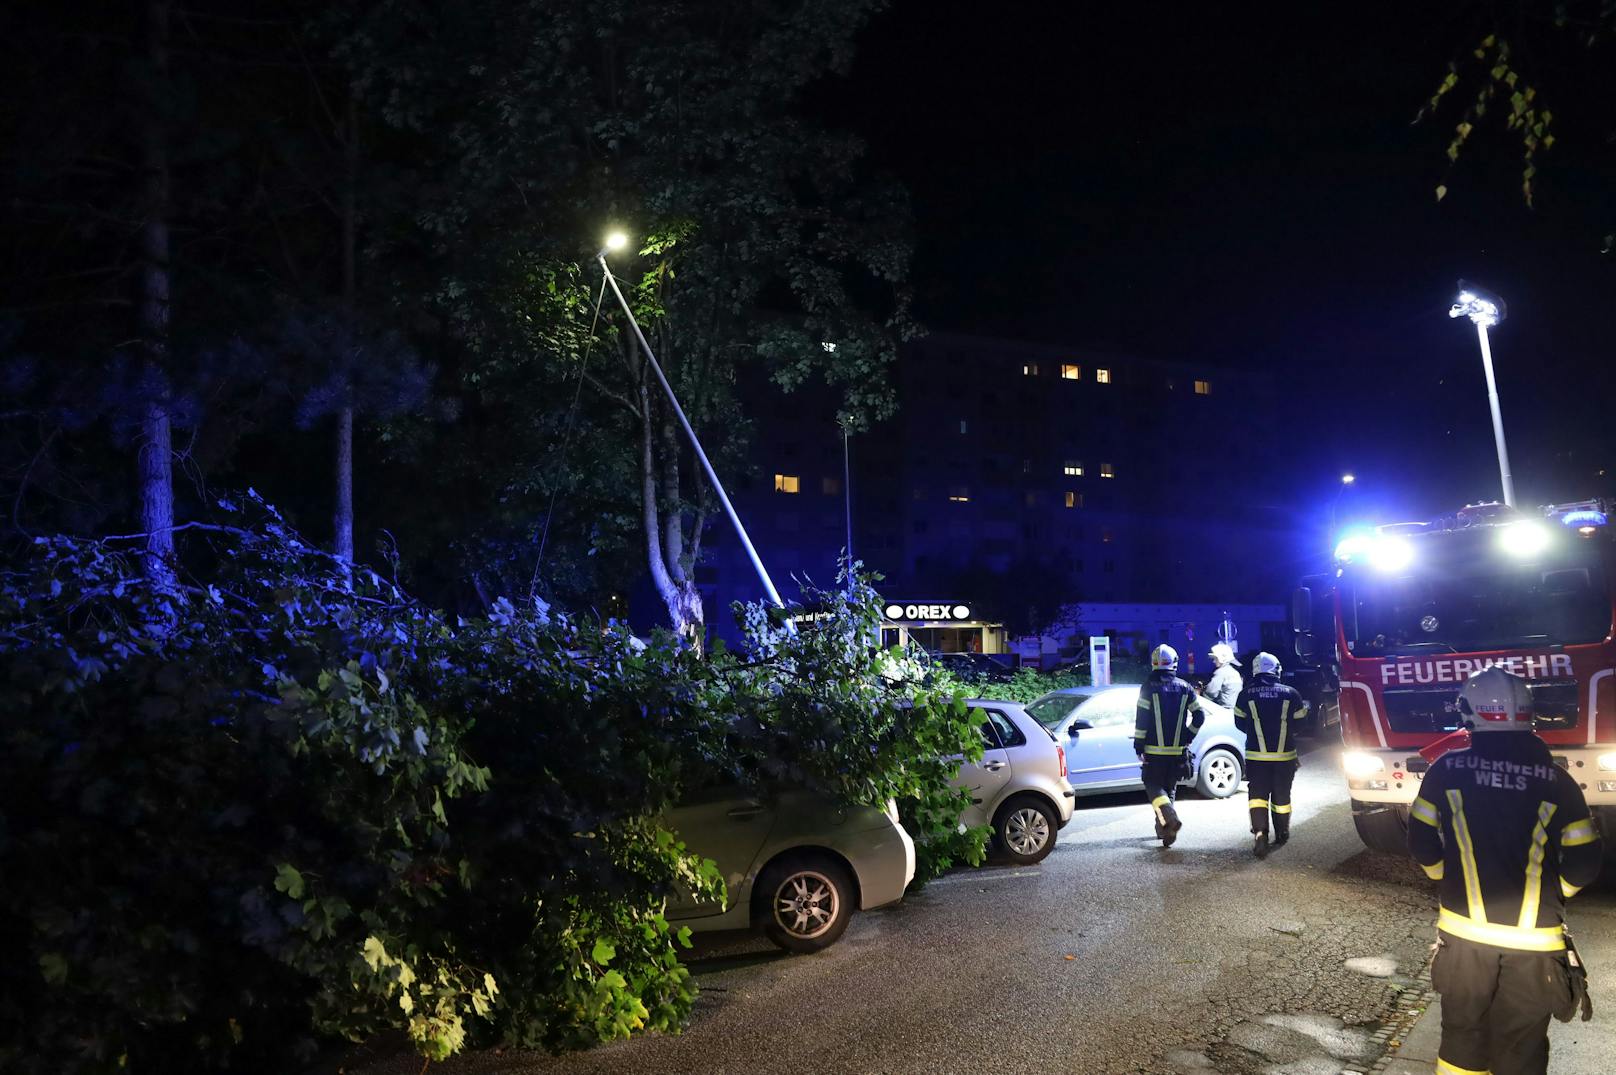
[1341,473,1355,485]
[596,233,789,615]
[1448,280,1515,507]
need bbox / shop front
[879,600,1008,656]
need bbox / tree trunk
[334,91,358,566]
[634,357,703,650]
[137,0,174,586]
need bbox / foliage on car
[0,496,984,1072]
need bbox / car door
[664,789,778,920]
[1064,688,1145,788]
[950,707,1015,827]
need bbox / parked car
[664,788,915,953]
[1026,685,1246,799]
[951,700,1077,864]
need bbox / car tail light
[1056,743,1066,774]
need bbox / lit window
[774,474,800,494]
[1059,364,1082,380]
[1064,491,1082,509]
[1095,368,1112,384]
[948,486,971,503]
[1194,379,1211,395]
[1100,463,1115,479]
[1023,363,1039,376]
[821,476,841,495]
[1063,460,1083,477]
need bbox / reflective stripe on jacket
[1232,673,1306,762]
[1133,672,1206,756]
[1407,732,1604,951]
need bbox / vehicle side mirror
[1290,587,1317,660]
[1071,720,1091,734]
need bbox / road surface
[342,743,1613,1075]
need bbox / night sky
[814,0,1615,529]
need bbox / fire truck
[1291,499,1616,853]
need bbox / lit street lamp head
[1341,473,1355,485]
[598,230,629,259]
[1449,279,1505,328]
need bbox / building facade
[689,332,1304,654]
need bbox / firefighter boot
[1250,804,1270,858]
[1161,803,1182,848]
[1272,814,1290,849]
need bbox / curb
[1357,948,1437,1075]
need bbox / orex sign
[883,602,973,622]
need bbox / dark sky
[814,0,1615,526]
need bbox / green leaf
[274,863,305,900]
[591,938,616,965]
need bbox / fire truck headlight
[1368,536,1414,573]
[1498,521,1552,558]
[1342,751,1386,778]
[1597,751,1616,772]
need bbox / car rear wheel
[994,796,1057,865]
[756,854,855,953]
[1195,748,1243,799]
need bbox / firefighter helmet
[1209,642,1240,667]
[1457,666,1534,732]
[1151,644,1179,672]
[1252,651,1283,677]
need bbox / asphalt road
[343,744,1609,1075]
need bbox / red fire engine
[1293,499,1616,853]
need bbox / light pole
[1448,282,1515,507]
[1330,472,1355,537]
[596,232,790,613]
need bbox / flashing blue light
[1562,510,1607,528]
[1333,531,1374,563]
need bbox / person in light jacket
[1202,642,1243,709]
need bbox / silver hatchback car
[1027,685,1246,800]
[664,789,915,953]
[952,700,1077,865]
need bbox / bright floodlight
[1498,520,1551,558]
[1367,535,1414,573]
[1334,531,1373,563]
[1449,283,1504,328]
[1341,473,1356,485]
[603,231,629,253]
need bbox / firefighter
[1232,651,1307,857]
[1203,642,1243,708]
[1408,666,1604,1075]
[1133,644,1206,847]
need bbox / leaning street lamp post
[1448,281,1515,507]
[596,232,790,613]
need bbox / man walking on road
[1232,652,1306,858]
[1409,666,1604,1075]
[1134,644,1206,848]
[1203,642,1243,709]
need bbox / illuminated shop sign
[883,602,974,622]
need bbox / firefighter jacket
[1204,663,1243,709]
[1133,671,1206,756]
[1408,731,1604,952]
[1232,672,1308,762]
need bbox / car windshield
[1028,695,1083,730]
[1342,529,1612,656]
[1072,688,1139,728]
